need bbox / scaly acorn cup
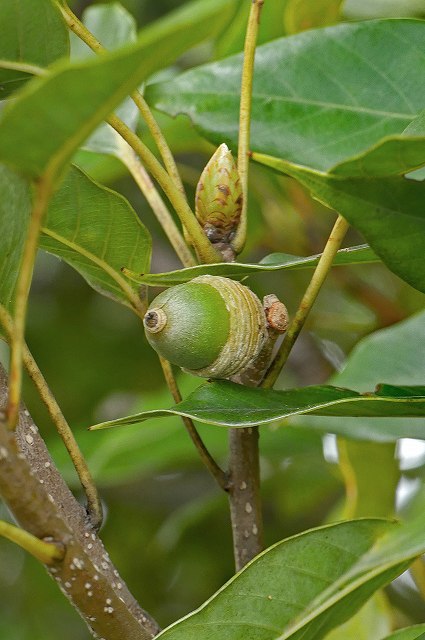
[195,144,242,259]
[143,275,269,379]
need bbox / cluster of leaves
[1,0,425,639]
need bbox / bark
[227,427,263,571]
[0,364,159,639]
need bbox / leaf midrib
[41,226,138,305]
[158,88,414,121]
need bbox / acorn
[143,275,270,379]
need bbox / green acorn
[143,275,269,379]
[195,144,243,247]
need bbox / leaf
[154,519,406,640]
[214,0,286,59]
[39,165,151,308]
[325,593,392,640]
[90,382,425,431]
[149,495,425,640]
[337,440,399,519]
[0,165,31,311]
[382,626,425,640]
[330,134,425,178]
[284,0,343,34]
[70,4,137,60]
[253,154,425,293]
[123,245,379,286]
[343,0,425,20]
[146,20,425,176]
[71,3,140,161]
[403,108,425,136]
[0,0,69,98]
[293,310,425,442]
[0,0,237,181]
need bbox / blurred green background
[1,0,425,638]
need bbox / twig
[59,3,189,216]
[262,214,350,389]
[0,304,103,529]
[107,114,221,263]
[8,177,53,429]
[0,520,64,564]
[233,0,264,254]
[227,0,265,572]
[159,357,228,491]
[123,152,196,267]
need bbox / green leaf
[155,519,404,640]
[0,0,237,181]
[343,0,425,19]
[293,310,425,442]
[70,4,137,60]
[71,3,140,162]
[253,154,425,293]
[124,245,378,286]
[0,165,31,311]
[90,382,425,431]
[39,165,151,308]
[214,0,286,59]
[284,0,343,34]
[325,593,392,640]
[337,440,399,518]
[403,108,425,136]
[383,627,425,640]
[0,0,69,98]
[146,20,425,176]
[148,497,425,640]
[382,626,425,640]
[330,134,425,178]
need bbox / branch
[8,177,53,428]
[233,0,264,254]
[0,364,159,639]
[59,2,196,268]
[107,114,221,264]
[0,520,64,564]
[123,152,196,268]
[227,0,265,571]
[0,304,103,529]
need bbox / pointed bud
[195,144,243,245]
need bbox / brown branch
[227,427,263,571]
[0,364,159,639]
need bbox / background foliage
[0,0,425,639]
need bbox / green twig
[122,152,196,267]
[0,304,103,529]
[233,0,264,254]
[159,357,228,491]
[227,0,265,572]
[59,2,191,240]
[107,114,221,263]
[7,178,54,429]
[262,214,350,388]
[0,520,64,565]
